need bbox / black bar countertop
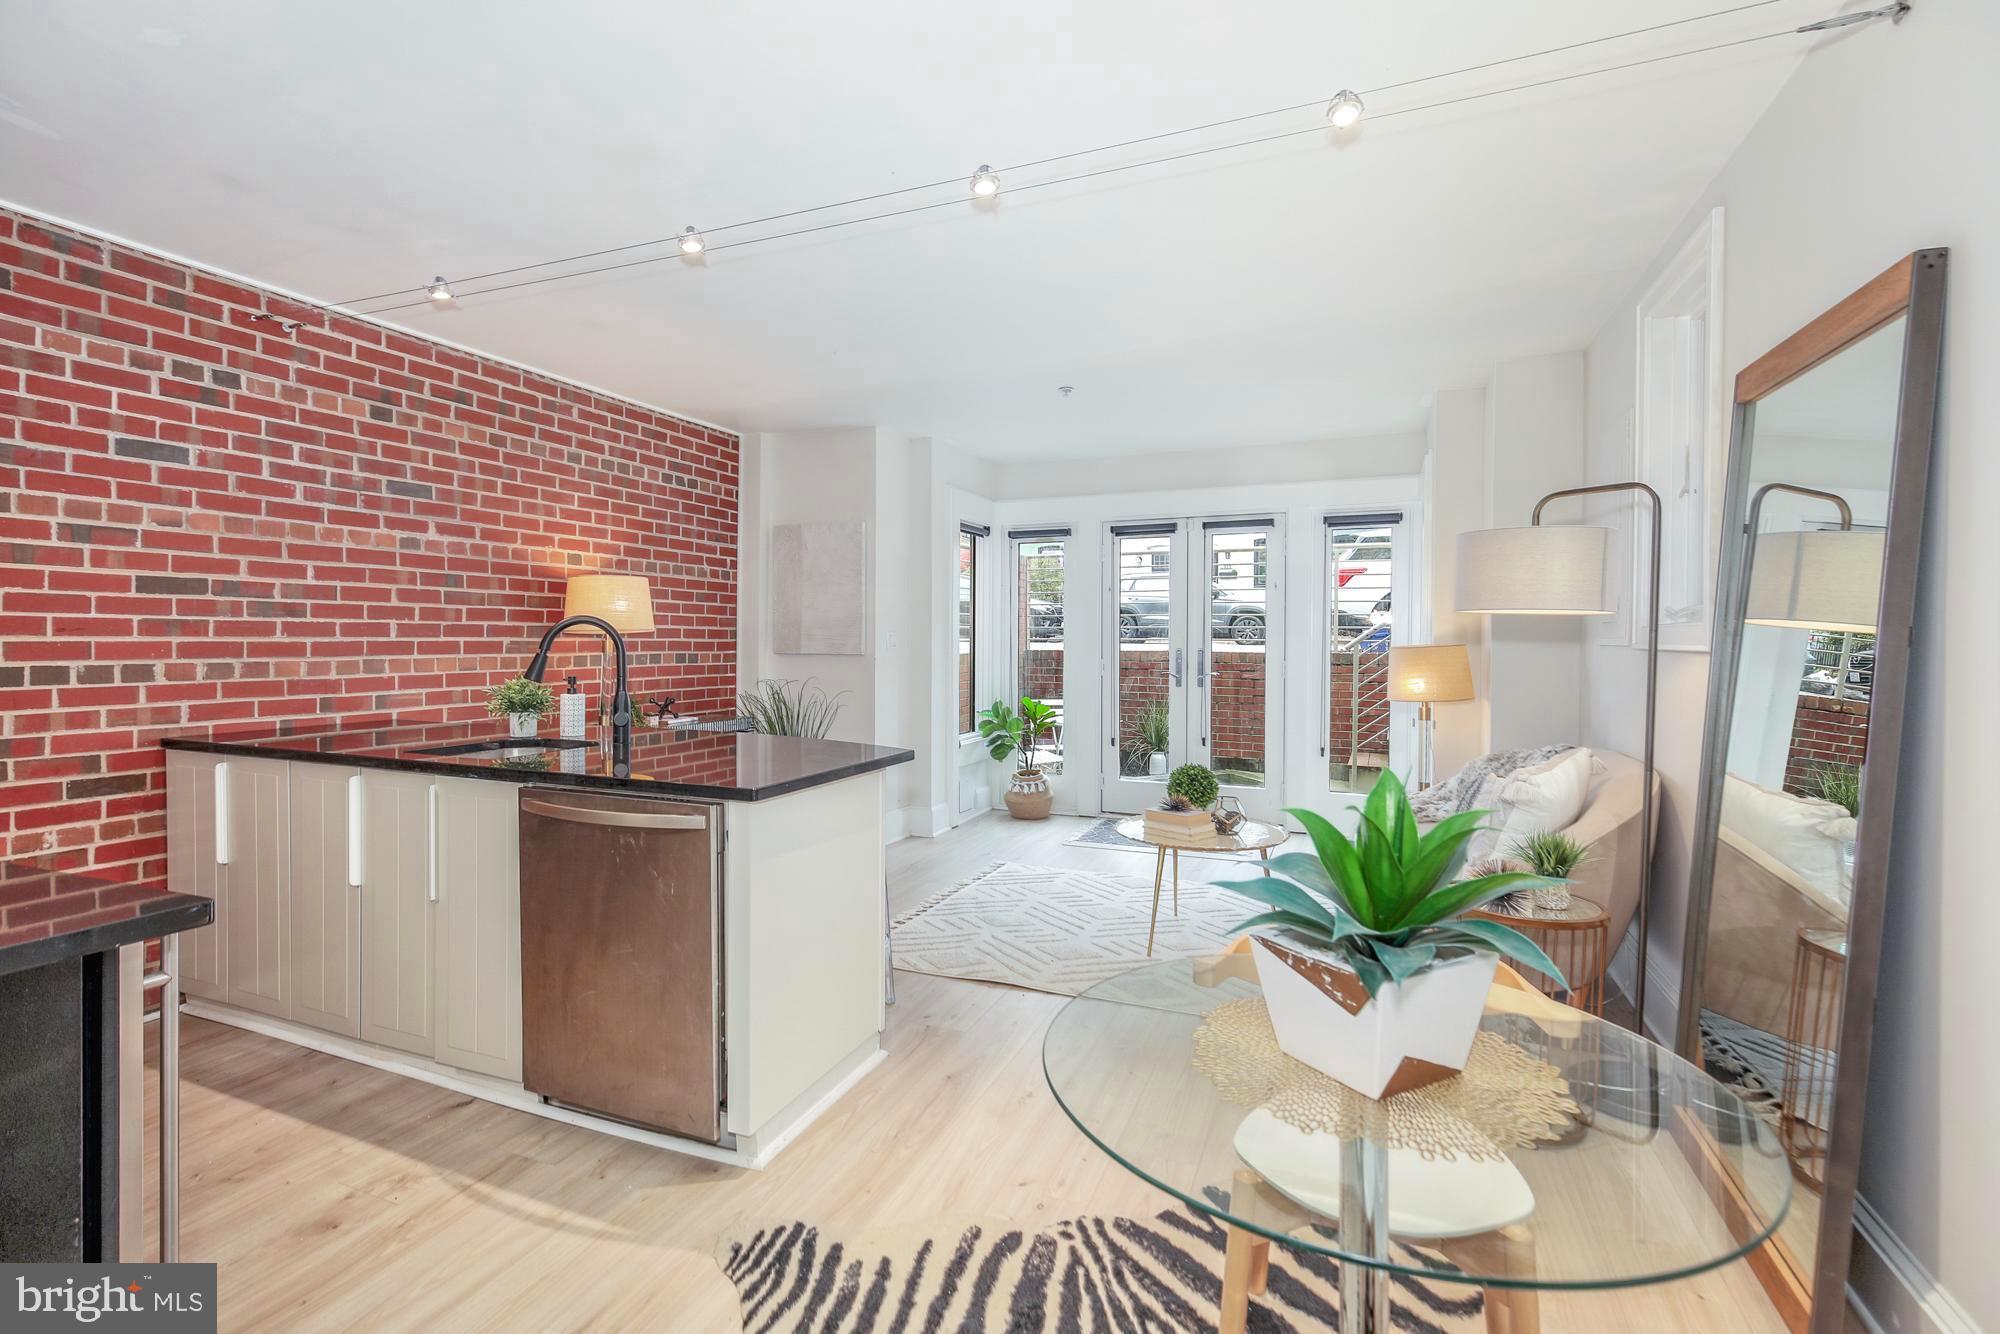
[0,862,213,976]
[162,716,914,803]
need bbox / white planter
[1147,752,1168,777]
[1531,883,1573,912]
[507,712,540,739]
[1249,934,1497,1100]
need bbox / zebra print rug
[716,1190,1483,1332]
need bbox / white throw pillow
[1721,775,1851,902]
[1465,749,1594,863]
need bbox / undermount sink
[410,737,597,757]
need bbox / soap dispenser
[559,675,587,740]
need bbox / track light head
[678,227,705,256]
[1326,90,1365,129]
[427,276,453,302]
[969,165,1000,198]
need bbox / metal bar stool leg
[139,936,182,1261]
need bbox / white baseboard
[1848,1194,1980,1334]
[1607,926,1681,1044]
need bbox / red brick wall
[1783,694,1869,795]
[0,206,739,885]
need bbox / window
[1013,532,1066,775]
[1326,516,1397,793]
[957,528,979,736]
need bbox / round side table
[1113,817,1288,957]
[1469,896,1610,1015]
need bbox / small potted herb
[1145,763,1220,843]
[485,676,556,739]
[976,696,1059,820]
[1214,768,1561,1099]
[1508,830,1591,912]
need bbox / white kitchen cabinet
[432,776,522,1080]
[164,751,227,1002]
[222,755,290,1020]
[287,765,361,1037]
[357,769,435,1057]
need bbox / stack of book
[1143,807,1218,847]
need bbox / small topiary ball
[1166,763,1220,809]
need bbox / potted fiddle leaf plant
[976,696,1059,820]
[1214,768,1564,1100]
[485,676,555,739]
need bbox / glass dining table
[1042,956,1792,1334]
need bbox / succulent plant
[1160,793,1198,813]
[1166,763,1220,809]
[1507,830,1590,880]
[1214,768,1566,998]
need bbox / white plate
[1232,1108,1536,1240]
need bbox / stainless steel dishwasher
[517,787,725,1143]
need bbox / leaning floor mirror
[1675,250,1947,1333]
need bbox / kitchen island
[162,719,911,1167]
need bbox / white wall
[985,431,1427,501]
[1421,357,1591,773]
[1484,353,1589,752]
[1579,6,1998,1325]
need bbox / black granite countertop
[162,716,914,803]
[0,862,214,977]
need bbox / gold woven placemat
[1191,997,1579,1162]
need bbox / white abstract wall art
[771,521,867,655]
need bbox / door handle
[213,762,231,865]
[346,774,362,888]
[520,797,709,830]
[1196,648,1208,688]
[1172,648,1184,688]
[426,783,439,904]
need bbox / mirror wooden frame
[1675,248,1947,1333]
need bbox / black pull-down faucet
[524,615,632,777]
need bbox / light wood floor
[142,812,1783,1332]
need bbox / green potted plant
[1508,830,1591,911]
[739,678,846,738]
[485,676,556,739]
[976,697,1058,819]
[1144,762,1220,844]
[1123,701,1171,777]
[1213,768,1563,1099]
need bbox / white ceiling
[0,1,1828,459]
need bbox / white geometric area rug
[890,862,1246,997]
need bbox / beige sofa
[1549,751,1658,950]
[1424,750,1658,948]
[1701,826,1848,1036]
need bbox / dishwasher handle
[521,796,709,831]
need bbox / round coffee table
[1113,816,1289,956]
[1043,957,1792,1334]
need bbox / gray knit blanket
[1409,745,1574,821]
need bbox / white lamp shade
[1744,530,1882,632]
[563,574,656,634]
[1455,526,1610,615]
[1388,645,1475,703]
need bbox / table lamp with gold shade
[1386,644,1474,791]
[563,575,655,725]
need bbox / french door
[1102,516,1285,821]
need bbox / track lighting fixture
[427,276,453,302]
[969,165,1000,198]
[678,227,705,256]
[1326,90,1365,129]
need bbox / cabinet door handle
[426,783,439,904]
[213,762,231,866]
[346,774,363,888]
